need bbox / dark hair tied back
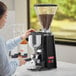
[0,1,7,18]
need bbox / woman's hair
[0,1,7,19]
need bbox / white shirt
[0,36,22,76]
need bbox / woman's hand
[21,29,35,40]
[18,56,26,66]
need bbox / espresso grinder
[28,4,57,71]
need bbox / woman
[0,1,34,76]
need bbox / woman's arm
[0,38,19,76]
[6,36,22,52]
[6,29,35,52]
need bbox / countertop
[12,61,76,76]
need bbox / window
[28,0,76,45]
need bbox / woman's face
[0,11,7,29]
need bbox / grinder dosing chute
[34,4,57,32]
